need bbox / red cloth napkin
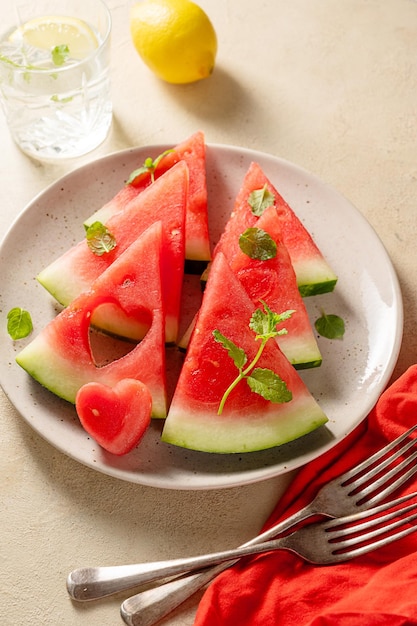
[194,365,417,626]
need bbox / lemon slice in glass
[9,15,98,61]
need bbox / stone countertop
[1,1,416,624]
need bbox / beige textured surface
[1,0,416,624]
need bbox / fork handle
[69,537,294,603]
[120,566,237,626]
[67,504,313,603]
[119,504,317,626]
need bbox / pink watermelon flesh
[230,206,322,369]
[178,206,322,369]
[85,183,142,229]
[213,161,337,296]
[162,251,328,453]
[76,379,152,456]
[17,222,168,418]
[37,161,188,344]
[85,130,211,264]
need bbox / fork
[67,423,417,608]
[110,491,417,584]
[74,489,417,612]
[118,424,417,626]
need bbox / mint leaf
[85,221,116,256]
[247,368,292,403]
[51,93,74,104]
[248,185,275,216]
[239,227,277,260]
[7,308,33,340]
[315,311,345,339]
[126,149,175,184]
[214,302,294,414]
[213,330,247,369]
[51,94,73,103]
[250,301,294,339]
[52,44,70,66]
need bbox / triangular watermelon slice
[37,161,188,344]
[16,222,168,418]
[162,252,328,453]
[212,161,338,296]
[84,130,211,265]
[229,206,322,369]
[178,206,322,369]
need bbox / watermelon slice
[162,252,328,453]
[178,206,322,368]
[84,130,211,265]
[37,161,188,344]
[229,206,322,369]
[212,161,338,296]
[16,222,168,418]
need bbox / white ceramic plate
[0,143,403,490]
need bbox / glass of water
[0,0,112,160]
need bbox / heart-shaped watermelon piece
[76,379,152,455]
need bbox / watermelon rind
[295,257,338,297]
[162,394,328,454]
[279,336,322,370]
[16,327,167,419]
[17,222,168,419]
[214,161,338,297]
[162,252,328,454]
[36,162,188,344]
[229,205,322,370]
[177,314,322,369]
[179,206,323,370]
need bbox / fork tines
[340,424,417,506]
[327,490,417,559]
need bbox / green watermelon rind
[162,250,328,454]
[36,162,188,344]
[16,336,167,419]
[161,393,328,454]
[282,334,323,370]
[200,261,338,298]
[293,257,338,297]
[84,204,114,229]
[177,313,323,369]
[37,262,180,344]
[18,222,168,419]
[16,338,96,403]
[37,257,179,343]
[37,264,83,306]
[298,279,338,297]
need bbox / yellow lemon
[130,0,217,84]
[9,16,98,60]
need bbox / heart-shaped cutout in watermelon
[76,379,152,455]
[88,304,152,368]
[17,221,168,419]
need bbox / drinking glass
[0,0,112,160]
